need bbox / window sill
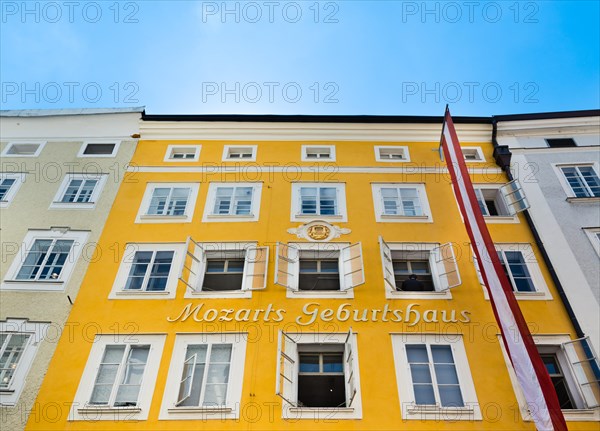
[0,389,15,394]
[287,289,354,299]
[77,406,142,414]
[140,214,188,220]
[289,407,354,413]
[483,289,551,301]
[295,214,344,219]
[405,404,479,420]
[386,289,451,300]
[206,214,255,218]
[1,280,65,291]
[522,407,599,422]
[116,290,170,295]
[111,289,174,300]
[483,215,519,224]
[566,196,600,203]
[167,407,233,414]
[184,290,252,299]
[378,215,431,223]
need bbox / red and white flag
[440,107,567,431]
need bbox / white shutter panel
[276,330,297,406]
[176,353,197,406]
[432,242,461,291]
[473,254,485,285]
[178,237,206,292]
[275,243,299,291]
[344,328,358,407]
[379,236,396,290]
[562,336,600,408]
[339,242,365,291]
[242,246,269,290]
[499,179,530,215]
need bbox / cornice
[496,116,600,137]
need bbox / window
[379,237,461,298]
[2,229,89,291]
[222,145,256,161]
[372,184,432,222]
[179,240,268,298]
[0,173,25,207]
[461,147,485,162]
[109,243,184,299]
[202,183,262,222]
[50,174,108,209]
[136,183,199,223]
[164,145,200,162]
[275,242,364,298]
[291,183,347,222]
[276,330,362,419]
[501,335,600,422]
[78,141,120,157]
[558,165,600,198]
[497,249,535,292]
[391,334,481,420]
[546,138,576,148]
[0,319,49,406]
[159,333,247,420]
[70,334,165,421]
[473,181,529,220]
[374,146,409,162]
[1,141,45,157]
[583,228,600,257]
[213,187,252,215]
[474,187,508,216]
[302,145,336,161]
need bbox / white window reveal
[0,173,25,207]
[51,174,108,209]
[461,147,485,162]
[372,184,432,222]
[70,334,165,421]
[136,183,199,224]
[179,239,268,298]
[159,333,247,420]
[276,330,362,419]
[560,165,600,198]
[391,334,481,420]
[291,183,347,222]
[164,145,201,162]
[374,146,409,162]
[222,145,256,161]
[302,145,336,161]
[1,141,46,157]
[379,237,460,299]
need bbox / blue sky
[1,0,598,115]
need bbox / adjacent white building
[495,110,600,352]
[0,108,142,430]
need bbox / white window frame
[472,184,519,223]
[202,182,263,223]
[1,141,46,158]
[164,145,201,162]
[301,145,336,162]
[1,229,89,291]
[50,173,108,210]
[135,183,199,224]
[159,333,247,420]
[380,239,460,300]
[275,242,364,299]
[583,228,600,257]
[77,140,121,158]
[499,334,600,422]
[109,243,185,299]
[222,145,257,162]
[0,173,26,208]
[291,183,347,222]
[461,147,485,162]
[180,240,268,299]
[69,334,165,421]
[276,330,362,420]
[374,146,410,162]
[391,333,482,421]
[371,183,433,223]
[477,243,552,301]
[0,319,50,406]
[553,162,600,200]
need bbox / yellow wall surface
[26,136,596,430]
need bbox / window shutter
[242,246,269,290]
[432,242,461,291]
[275,330,297,406]
[499,179,530,216]
[473,254,485,286]
[178,237,206,292]
[176,353,197,406]
[274,243,299,291]
[339,242,365,291]
[344,328,358,407]
[561,336,600,409]
[379,236,396,290]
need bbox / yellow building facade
[26,116,599,430]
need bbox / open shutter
[344,328,358,407]
[242,246,269,290]
[276,330,297,406]
[275,243,299,291]
[499,179,530,215]
[178,237,206,292]
[176,353,197,406]
[340,242,365,291]
[379,236,396,290]
[473,254,485,285]
[432,242,461,291]
[562,336,600,408]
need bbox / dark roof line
[492,109,600,122]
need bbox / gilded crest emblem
[307,225,330,240]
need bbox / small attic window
[545,138,576,148]
[2,142,45,157]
